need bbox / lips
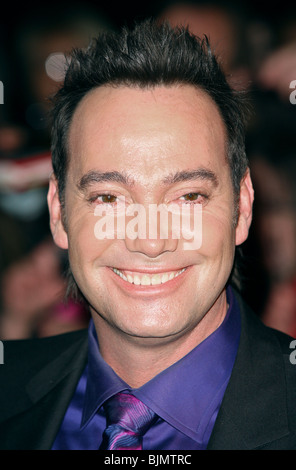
[111,267,187,286]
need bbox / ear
[235,169,254,246]
[47,174,68,249]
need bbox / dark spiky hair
[51,19,248,205]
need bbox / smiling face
[48,84,253,351]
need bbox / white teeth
[151,274,161,285]
[161,273,169,283]
[112,267,186,286]
[113,268,128,281]
[141,275,151,286]
[127,274,134,283]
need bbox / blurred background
[0,0,296,339]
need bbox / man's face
[49,85,252,346]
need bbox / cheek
[201,211,236,256]
[67,214,113,270]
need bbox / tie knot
[104,392,156,436]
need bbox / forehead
[68,84,227,177]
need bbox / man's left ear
[235,169,254,246]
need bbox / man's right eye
[98,194,118,204]
[89,194,119,204]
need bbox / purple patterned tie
[99,392,157,450]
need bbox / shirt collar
[81,286,240,442]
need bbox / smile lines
[111,267,186,286]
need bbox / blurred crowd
[0,0,296,339]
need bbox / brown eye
[99,194,118,203]
[182,193,200,202]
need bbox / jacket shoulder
[266,325,295,356]
[0,329,88,448]
[208,291,296,449]
[0,329,88,384]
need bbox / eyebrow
[77,167,219,191]
[163,168,219,187]
[78,170,135,191]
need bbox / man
[1,20,296,450]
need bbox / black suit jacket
[1,294,296,450]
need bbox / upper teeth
[112,268,186,285]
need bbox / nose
[123,204,179,257]
[125,235,178,258]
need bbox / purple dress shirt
[52,286,240,450]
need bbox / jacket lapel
[207,294,290,449]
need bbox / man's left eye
[180,193,202,203]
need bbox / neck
[91,294,228,388]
